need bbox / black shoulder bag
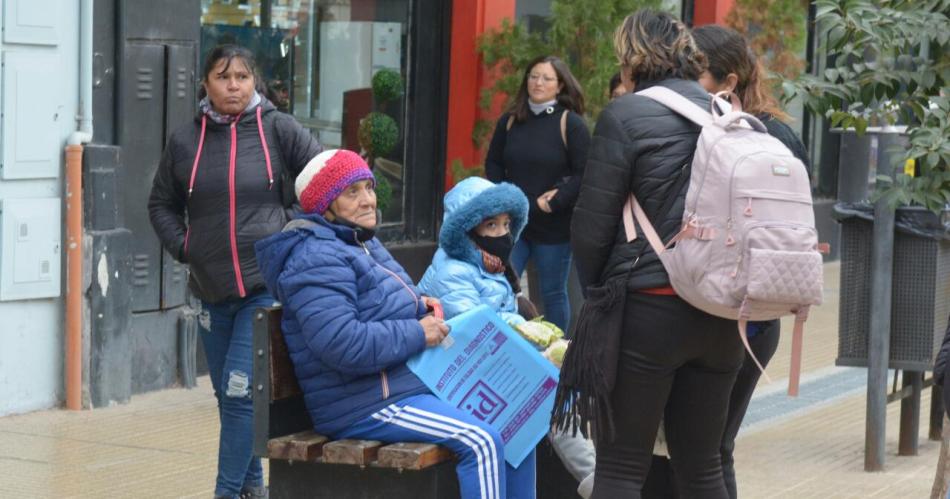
[551,166,689,442]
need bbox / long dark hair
[506,55,585,123]
[692,25,789,121]
[197,44,260,101]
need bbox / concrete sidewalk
[0,262,943,498]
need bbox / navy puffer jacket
[255,212,430,436]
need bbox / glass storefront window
[200,0,410,225]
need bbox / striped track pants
[336,393,536,499]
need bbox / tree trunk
[931,414,950,499]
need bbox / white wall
[0,0,79,416]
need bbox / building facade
[0,0,752,416]
[0,0,80,414]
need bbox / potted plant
[358,68,405,217]
[783,0,950,370]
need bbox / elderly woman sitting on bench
[255,149,536,499]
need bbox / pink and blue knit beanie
[295,149,375,214]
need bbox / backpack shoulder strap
[637,86,713,128]
[506,115,515,131]
[560,110,568,149]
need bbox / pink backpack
[624,86,824,396]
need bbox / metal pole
[899,371,922,455]
[260,0,272,29]
[865,197,894,471]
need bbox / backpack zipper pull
[744,198,753,217]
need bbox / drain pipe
[65,0,94,411]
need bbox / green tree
[726,0,809,81]
[783,0,950,211]
[475,0,663,147]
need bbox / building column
[693,0,735,26]
[444,0,516,191]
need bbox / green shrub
[450,158,486,185]
[358,112,399,158]
[374,172,393,214]
[783,0,950,211]
[372,69,404,103]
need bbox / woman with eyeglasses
[484,55,590,334]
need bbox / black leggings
[720,320,780,499]
[591,293,744,499]
[642,320,781,499]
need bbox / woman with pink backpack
[691,24,811,499]
[560,10,745,498]
[634,24,815,499]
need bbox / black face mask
[328,209,381,243]
[470,232,514,261]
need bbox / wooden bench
[251,306,461,499]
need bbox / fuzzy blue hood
[440,177,529,267]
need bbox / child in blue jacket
[420,177,596,495]
[419,177,530,325]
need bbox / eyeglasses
[528,74,558,84]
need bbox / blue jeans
[338,394,536,499]
[510,239,572,332]
[200,290,276,498]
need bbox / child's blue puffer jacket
[419,177,529,324]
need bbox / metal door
[161,43,197,309]
[118,43,165,312]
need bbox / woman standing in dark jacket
[148,45,321,499]
[571,11,743,498]
[692,24,811,499]
[638,25,813,499]
[485,55,590,332]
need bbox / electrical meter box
[0,197,62,301]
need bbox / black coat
[572,79,709,291]
[485,105,590,244]
[149,99,322,303]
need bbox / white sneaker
[577,472,594,499]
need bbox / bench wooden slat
[376,442,455,470]
[323,439,383,466]
[267,430,329,462]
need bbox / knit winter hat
[295,149,375,214]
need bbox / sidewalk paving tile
[0,261,943,498]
